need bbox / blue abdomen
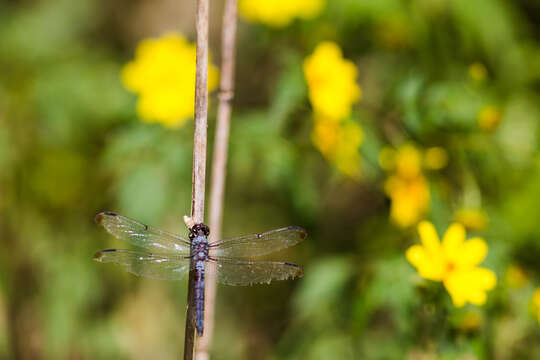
[194,261,205,336]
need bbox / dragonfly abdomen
[189,224,210,337]
[194,261,205,336]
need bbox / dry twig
[194,0,238,359]
[184,0,210,358]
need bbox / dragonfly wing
[211,257,303,286]
[209,226,306,258]
[94,249,190,280]
[95,212,191,254]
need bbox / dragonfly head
[189,223,210,240]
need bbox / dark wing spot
[93,250,110,260]
[144,224,149,230]
[257,233,262,239]
[94,249,117,261]
[284,262,304,278]
[94,213,104,224]
[94,211,118,224]
[287,226,307,239]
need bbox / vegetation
[1,0,540,358]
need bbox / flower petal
[471,267,497,290]
[406,245,444,281]
[533,288,540,308]
[444,277,468,307]
[468,290,487,306]
[456,237,488,268]
[442,222,466,260]
[418,221,441,254]
[444,267,496,307]
[405,245,425,269]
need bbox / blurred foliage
[1,0,540,359]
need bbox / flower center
[446,262,456,273]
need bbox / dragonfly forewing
[94,213,307,289]
[94,249,190,280]
[95,212,191,254]
[209,226,307,258]
[210,257,304,286]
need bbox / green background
[1,0,539,358]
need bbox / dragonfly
[93,211,306,336]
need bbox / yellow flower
[424,147,448,170]
[394,143,422,179]
[406,221,497,307]
[239,0,325,27]
[454,208,488,231]
[304,42,361,120]
[379,144,448,174]
[379,144,450,227]
[477,105,502,132]
[311,116,363,178]
[311,116,338,157]
[334,120,363,178]
[122,33,219,128]
[533,288,540,324]
[384,174,430,227]
[468,62,487,82]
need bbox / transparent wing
[211,257,303,286]
[94,249,190,280]
[95,212,191,254]
[209,226,306,258]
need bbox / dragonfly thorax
[189,223,210,261]
[191,236,209,261]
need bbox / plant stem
[184,0,210,358]
[195,0,238,359]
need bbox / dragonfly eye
[190,223,210,238]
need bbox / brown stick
[195,0,238,359]
[184,0,210,359]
